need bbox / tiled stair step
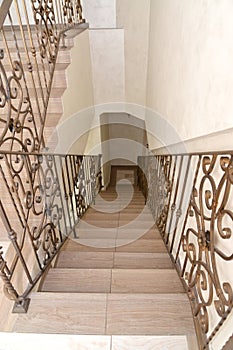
[5,41,73,54]
[0,97,63,115]
[75,228,161,240]
[13,292,195,336]
[0,333,192,350]
[1,37,74,49]
[64,238,167,253]
[1,50,71,70]
[41,268,184,294]
[87,207,148,214]
[82,212,153,222]
[97,196,145,202]
[56,252,174,269]
[78,220,156,229]
[99,191,143,196]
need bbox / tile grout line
[110,335,113,350]
[105,292,109,337]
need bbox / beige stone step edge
[0,333,197,350]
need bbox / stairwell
[13,169,198,350]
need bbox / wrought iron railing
[138,152,233,350]
[0,0,86,152]
[0,0,92,312]
[0,151,102,312]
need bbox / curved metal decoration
[138,153,233,350]
[0,152,101,311]
[181,155,233,348]
[0,52,39,152]
[0,0,97,316]
[31,0,58,64]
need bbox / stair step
[66,228,161,240]
[111,269,184,293]
[42,269,111,293]
[57,251,115,269]
[0,333,111,350]
[0,333,191,350]
[13,293,107,335]
[0,97,63,115]
[64,239,116,252]
[13,292,195,336]
[78,221,119,228]
[111,335,190,350]
[115,239,167,253]
[82,213,119,221]
[106,293,195,335]
[64,238,167,253]
[113,252,173,269]
[56,252,173,269]
[116,228,160,240]
[42,268,184,294]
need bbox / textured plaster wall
[146,0,233,148]
[116,0,150,106]
[61,30,94,122]
[52,30,95,155]
[89,29,125,105]
[82,0,116,28]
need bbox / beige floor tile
[113,253,173,269]
[0,333,111,350]
[14,293,107,334]
[64,239,116,252]
[78,220,119,228]
[77,228,118,240]
[112,336,189,350]
[117,228,160,241]
[74,239,117,250]
[111,269,184,293]
[115,239,166,253]
[83,213,119,221]
[42,268,111,293]
[106,294,195,335]
[57,251,114,269]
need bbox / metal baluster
[58,156,73,235]
[170,155,192,254]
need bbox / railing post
[0,199,31,312]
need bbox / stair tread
[0,333,190,350]
[63,238,167,253]
[57,251,173,269]
[42,268,184,294]
[13,293,107,335]
[13,292,195,336]
[115,239,167,253]
[106,293,195,335]
[42,268,112,293]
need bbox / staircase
[0,28,74,153]
[13,178,198,350]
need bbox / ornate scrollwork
[63,0,85,24]
[31,0,58,64]
[138,152,233,349]
[181,154,233,347]
[0,51,39,152]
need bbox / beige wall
[146,0,233,151]
[82,0,116,29]
[61,30,94,122]
[89,29,125,105]
[116,0,150,106]
[52,30,96,155]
